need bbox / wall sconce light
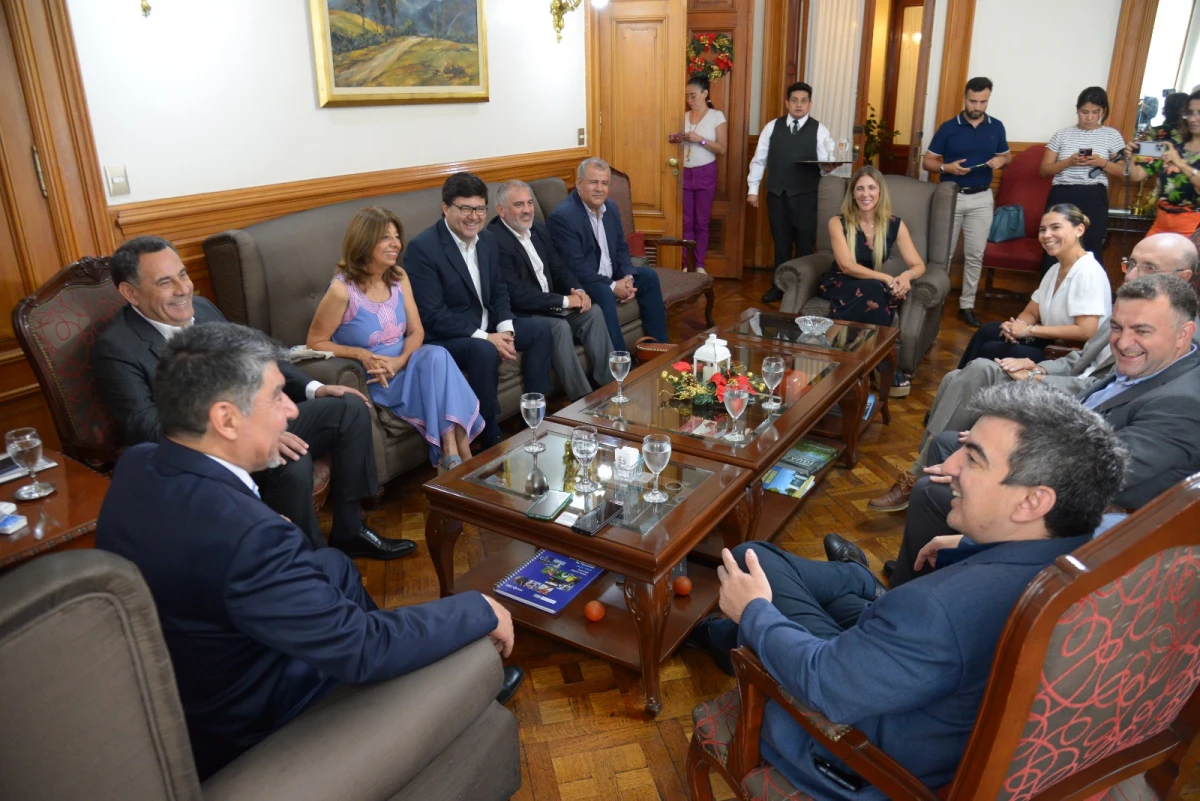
[551,0,608,43]
[141,0,150,16]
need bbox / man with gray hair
[868,232,1199,515]
[888,272,1200,586]
[547,157,670,351]
[96,323,522,780]
[690,381,1126,798]
[487,180,613,399]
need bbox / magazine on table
[494,549,604,615]
[762,466,817,499]
[777,439,839,476]
[826,392,876,421]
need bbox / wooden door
[686,0,754,279]
[596,0,688,263]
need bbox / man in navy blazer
[547,158,669,351]
[405,172,552,447]
[96,323,519,780]
[696,381,1127,799]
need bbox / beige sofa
[775,174,958,375]
[203,177,643,484]
[0,549,521,801]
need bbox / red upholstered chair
[608,167,716,327]
[981,144,1054,297]
[13,259,330,508]
[687,474,1200,801]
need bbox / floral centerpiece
[662,360,766,406]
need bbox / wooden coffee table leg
[877,350,897,425]
[715,481,763,551]
[840,375,869,467]
[426,510,463,598]
[624,575,671,715]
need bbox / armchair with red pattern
[687,474,1200,801]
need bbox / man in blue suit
[695,381,1127,799]
[96,323,521,780]
[405,172,553,448]
[547,158,669,351]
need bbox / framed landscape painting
[309,0,489,106]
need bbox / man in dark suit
[890,273,1200,586]
[96,323,521,780]
[488,179,613,400]
[405,172,553,448]
[699,381,1126,799]
[91,236,413,560]
[547,158,669,352]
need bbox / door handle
[668,157,679,167]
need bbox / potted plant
[862,104,900,166]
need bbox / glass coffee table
[422,421,753,714]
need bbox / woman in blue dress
[307,206,483,469]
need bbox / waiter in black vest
[747,81,835,303]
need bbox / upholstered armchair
[981,144,1053,297]
[0,549,521,801]
[687,474,1200,800]
[775,176,958,375]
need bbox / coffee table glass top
[578,339,839,448]
[465,430,712,535]
[726,309,880,353]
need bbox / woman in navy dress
[307,206,483,470]
[817,165,926,394]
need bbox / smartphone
[667,133,683,143]
[570,499,624,536]
[812,757,864,792]
[1078,147,1093,157]
[1134,141,1169,158]
[525,490,572,521]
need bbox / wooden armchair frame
[688,475,1200,800]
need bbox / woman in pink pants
[680,76,727,274]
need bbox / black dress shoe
[496,665,524,705]
[761,286,784,304]
[823,532,868,569]
[332,525,417,560]
[958,308,982,328]
[684,614,735,676]
[883,560,897,581]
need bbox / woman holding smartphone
[676,75,727,274]
[1127,90,1200,238]
[1037,87,1126,275]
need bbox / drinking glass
[609,350,632,403]
[723,387,750,442]
[642,433,672,504]
[823,137,836,161]
[760,356,785,412]
[520,393,546,453]
[6,427,54,500]
[571,426,599,494]
[837,137,850,160]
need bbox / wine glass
[642,433,672,504]
[520,393,546,453]
[760,356,785,412]
[6,427,54,500]
[571,426,599,494]
[609,350,632,404]
[723,386,750,442]
[837,137,850,160]
[823,137,836,162]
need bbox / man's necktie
[791,121,799,134]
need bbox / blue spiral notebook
[494,549,604,615]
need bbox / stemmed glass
[760,356,785,412]
[723,386,750,442]
[609,350,631,403]
[642,433,672,504]
[837,137,850,160]
[571,426,599,494]
[6,427,54,500]
[521,393,546,453]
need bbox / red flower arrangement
[686,33,733,81]
[662,360,763,405]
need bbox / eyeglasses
[451,204,488,217]
[1121,257,1188,275]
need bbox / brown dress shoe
[868,471,918,512]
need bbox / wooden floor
[344,267,1199,801]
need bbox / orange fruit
[673,575,693,596]
[584,600,606,622]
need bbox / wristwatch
[700,138,707,146]
[1028,367,1047,379]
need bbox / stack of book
[761,439,839,499]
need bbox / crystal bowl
[795,316,834,336]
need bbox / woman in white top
[1037,86,1126,275]
[678,75,727,273]
[957,204,1111,367]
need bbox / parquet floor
[342,267,1200,801]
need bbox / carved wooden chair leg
[686,736,719,801]
[703,286,716,327]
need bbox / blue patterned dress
[330,274,483,465]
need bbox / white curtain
[804,0,866,178]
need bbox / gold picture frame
[309,0,489,107]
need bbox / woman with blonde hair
[817,165,926,392]
[307,206,482,470]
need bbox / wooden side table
[0,449,109,571]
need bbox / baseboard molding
[107,146,590,297]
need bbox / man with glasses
[867,232,1199,518]
[406,172,553,448]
